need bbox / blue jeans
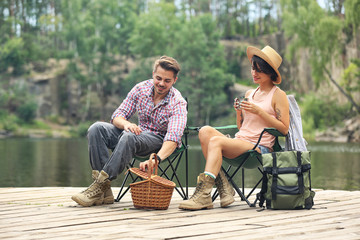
[87,121,164,180]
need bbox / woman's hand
[240,100,262,115]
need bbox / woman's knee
[208,136,224,149]
[198,125,214,141]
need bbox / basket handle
[147,153,159,178]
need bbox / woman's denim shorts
[258,145,271,154]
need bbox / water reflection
[0,138,359,190]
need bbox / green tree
[281,0,360,113]
[0,37,26,75]
[60,0,139,121]
[344,0,360,59]
[170,14,234,125]
[129,2,181,57]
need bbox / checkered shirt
[111,80,187,147]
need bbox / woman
[179,46,290,210]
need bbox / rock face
[315,116,360,143]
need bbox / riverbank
[1,187,359,239]
[315,115,360,143]
[0,119,83,139]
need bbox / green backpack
[257,151,315,210]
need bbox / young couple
[71,45,289,211]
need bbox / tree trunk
[325,68,360,114]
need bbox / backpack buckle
[272,167,278,176]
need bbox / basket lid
[150,175,176,187]
[129,167,176,187]
[129,168,149,179]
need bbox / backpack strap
[271,152,278,200]
[297,151,305,194]
[256,171,268,208]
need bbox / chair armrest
[263,128,286,137]
[213,125,238,130]
[187,125,238,132]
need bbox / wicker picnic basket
[129,153,176,210]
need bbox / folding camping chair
[210,95,305,207]
[210,127,285,207]
[115,128,190,202]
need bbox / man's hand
[139,154,161,172]
[139,159,157,172]
[124,122,142,135]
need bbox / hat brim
[247,46,281,84]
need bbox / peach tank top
[235,86,278,150]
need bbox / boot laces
[83,181,103,198]
[190,182,204,200]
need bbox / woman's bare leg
[204,136,256,176]
[198,126,225,159]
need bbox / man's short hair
[153,56,181,78]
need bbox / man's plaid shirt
[111,80,187,147]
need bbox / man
[72,56,187,207]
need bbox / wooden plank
[1,187,360,240]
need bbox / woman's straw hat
[247,45,282,84]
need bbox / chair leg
[158,154,187,200]
[245,167,263,200]
[185,135,189,199]
[242,168,245,198]
[115,158,136,202]
[222,167,252,206]
[213,165,260,207]
[116,146,189,201]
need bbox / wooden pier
[1,187,359,239]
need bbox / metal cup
[234,96,247,110]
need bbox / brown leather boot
[215,170,235,207]
[179,173,215,210]
[71,170,111,207]
[91,170,114,205]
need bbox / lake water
[0,137,359,191]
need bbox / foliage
[0,0,359,136]
[281,0,359,114]
[169,14,234,125]
[344,0,360,30]
[0,114,19,132]
[0,82,38,124]
[129,2,180,57]
[70,122,93,137]
[124,58,154,94]
[341,60,360,97]
[281,0,342,84]
[299,94,350,136]
[0,38,26,75]
[16,101,37,123]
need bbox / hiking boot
[91,170,114,205]
[179,173,215,210]
[215,170,235,207]
[71,170,111,207]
